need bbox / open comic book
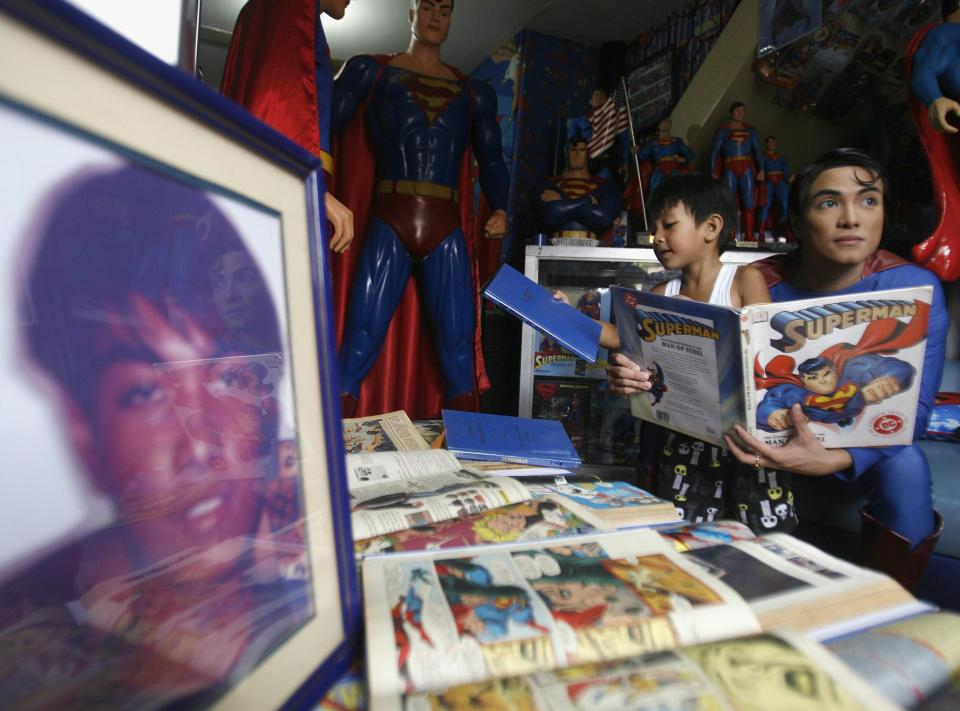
[343,410,431,454]
[363,528,761,708]
[347,450,531,540]
[402,629,900,711]
[676,528,932,639]
[355,499,598,558]
[827,610,960,710]
[612,285,933,448]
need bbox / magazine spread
[528,479,681,529]
[682,532,929,639]
[827,610,960,709]
[363,528,760,708]
[347,450,532,540]
[355,499,597,558]
[343,410,431,454]
[612,285,933,448]
[402,630,900,711]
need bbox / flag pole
[620,76,650,237]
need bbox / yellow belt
[553,230,596,239]
[376,180,459,202]
[724,156,754,163]
[319,149,334,177]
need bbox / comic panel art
[515,542,722,663]
[684,544,812,600]
[385,556,558,692]
[356,500,595,556]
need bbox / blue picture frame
[0,0,358,707]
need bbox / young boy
[561,173,797,533]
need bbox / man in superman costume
[754,303,928,432]
[710,102,765,241]
[534,133,621,240]
[221,0,354,252]
[907,0,960,281]
[331,0,509,418]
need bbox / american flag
[587,85,630,159]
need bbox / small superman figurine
[907,0,960,280]
[637,117,695,197]
[710,101,765,242]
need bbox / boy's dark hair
[944,0,959,20]
[729,101,745,114]
[410,0,455,9]
[788,147,888,237]
[647,173,739,250]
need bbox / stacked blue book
[441,409,581,469]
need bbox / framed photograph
[0,0,358,708]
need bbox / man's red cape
[907,24,960,281]
[330,56,489,419]
[220,0,324,167]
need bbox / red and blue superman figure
[757,135,792,240]
[332,0,509,418]
[908,0,960,280]
[535,133,621,240]
[637,118,695,197]
[710,101,766,242]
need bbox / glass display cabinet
[518,245,777,478]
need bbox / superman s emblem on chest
[730,130,749,144]
[400,73,464,123]
[805,383,858,411]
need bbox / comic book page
[611,286,744,448]
[827,610,960,709]
[745,286,932,448]
[363,529,760,709]
[403,629,899,711]
[533,287,611,380]
[527,480,680,529]
[355,500,598,558]
[343,410,430,454]
[347,450,534,540]
[682,533,928,638]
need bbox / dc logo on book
[871,413,905,436]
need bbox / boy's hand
[552,290,572,306]
[606,352,652,395]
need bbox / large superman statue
[331,0,509,418]
[907,0,960,281]
[710,101,765,242]
[221,0,354,252]
[754,301,929,432]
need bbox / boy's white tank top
[663,263,738,307]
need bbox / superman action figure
[637,118,695,197]
[710,102,765,242]
[757,135,792,240]
[332,0,509,417]
[535,133,621,240]
[908,0,960,280]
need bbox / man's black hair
[647,173,739,251]
[729,101,745,115]
[787,147,888,237]
[944,0,960,21]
